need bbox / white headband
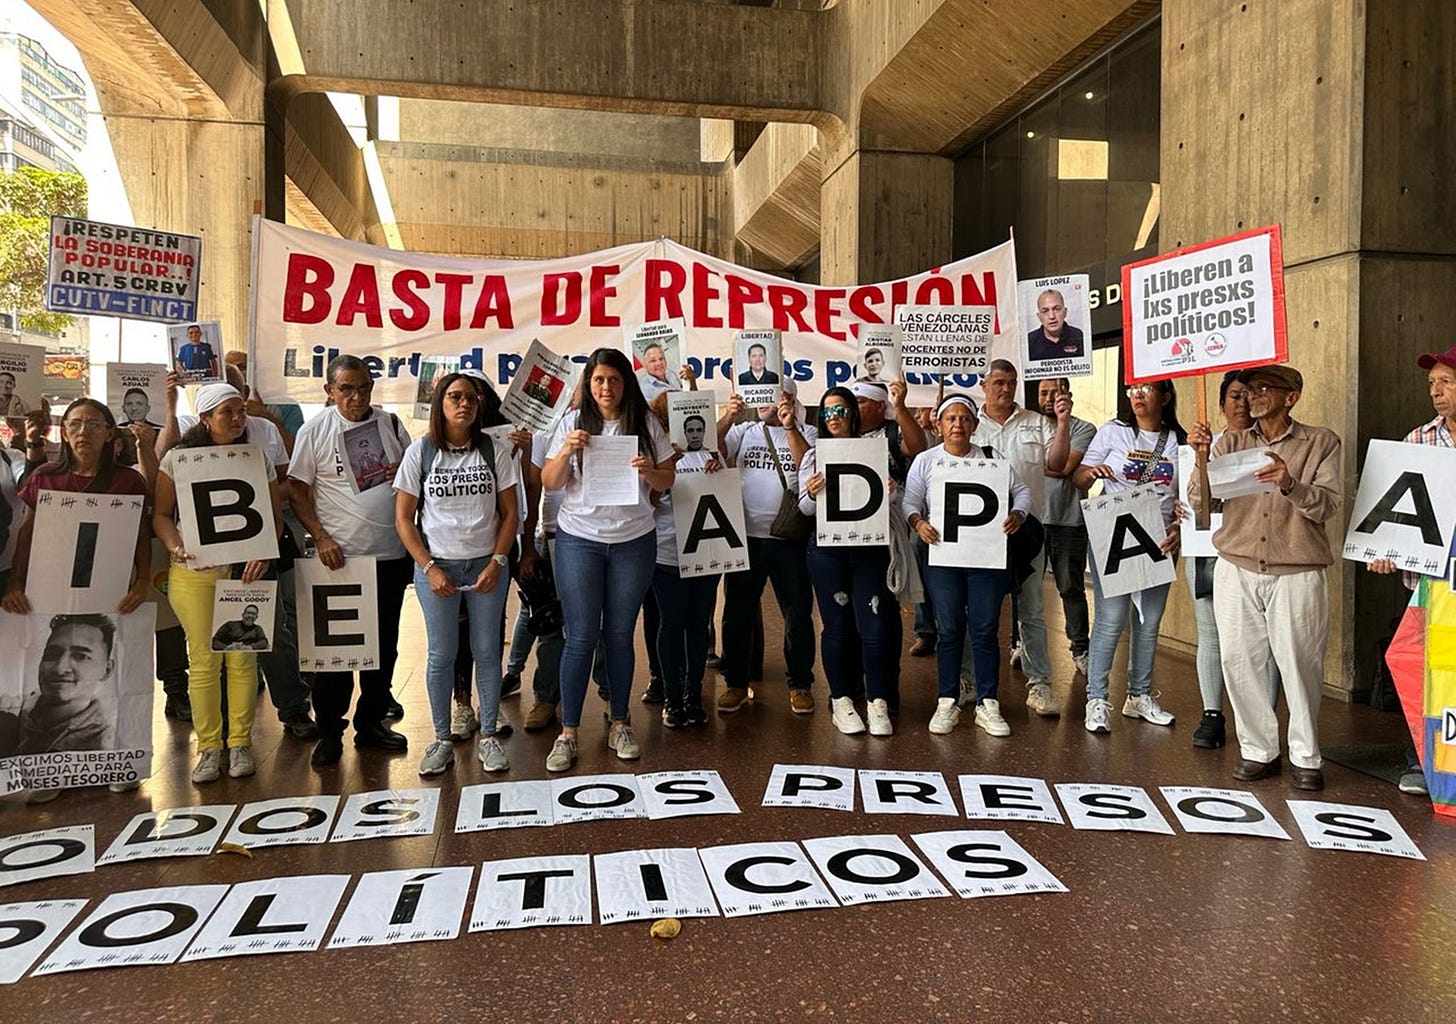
[849,380,890,403]
[195,383,243,415]
[936,394,978,419]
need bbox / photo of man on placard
[683,414,708,453]
[1027,288,1086,362]
[0,372,28,417]
[121,388,165,430]
[0,614,118,756]
[737,342,781,386]
[211,604,271,652]
[173,323,220,381]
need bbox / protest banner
[671,470,750,579]
[857,325,902,383]
[500,339,578,432]
[1342,440,1456,578]
[105,363,168,429]
[166,321,223,385]
[0,605,156,794]
[1082,483,1176,599]
[895,306,996,380]
[248,219,1020,406]
[170,444,280,567]
[733,329,782,407]
[0,342,44,417]
[1122,225,1287,384]
[625,318,686,395]
[210,580,277,652]
[814,438,889,547]
[340,416,403,496]
[26,493,144,615]
[1019,275,1092,381]
[927,456,1009,569]
[295,556,380,672]
[412,354,459,420]
[46,216,203,324]
[667,391,716,454]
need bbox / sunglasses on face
[822,406,850,420]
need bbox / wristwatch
[491,553,508,569]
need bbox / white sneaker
[449,703,479,741]
[1026,682,1062,717]
[974,698,1011,737]
[1073,653,1089,677]
[831,696,866,735]
[1123,693,1175,726]
[418,739,454,776]
[1084,698,1113,734]
[1009,643,1024,670]
[546,735,578,772]
[608,723,641,761]
[477,736,510,772]
[929,697,961,735]
[227,746,255,779]
[191,749,223,784]
[25,788,61,804]
[866,698,893,737]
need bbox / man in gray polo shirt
[1036,378,1097,677]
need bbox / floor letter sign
[911,830,1069,899]
[594,849,719,924]
[98,806,237,865]
[698,842,837,917]
[454,781,555,832]
[1055,784,1175,835]
[0,826,94,889]
[1287,800,1427,860]
[170,444,279,566]
[0,899,88,984]
[470,855,592,931]
[295,555,380,671]
[1158,787,1290,840]
[330,789,440,843]
[34,885,229,974]
[550,774,647,824]
[958,775,1064,824]
[180,875,349,961]
[762,764,857,811]
[637,770,742,820]
[858,770,959,816]
[328,866,473,948]
[223,795,341,850]
[801,834,950,906]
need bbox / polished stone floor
[2,582,1451,1023]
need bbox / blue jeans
[806,542,895,701]
[554,528,657,728]
[651,564,720,705]
[722,536,816,690]
[922,564,1010,703]
[414,557,510,740]
[912,537,937,639]
[1086,562,1171,702]
[506,600,534,676]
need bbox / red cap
[1417,344,1456,371]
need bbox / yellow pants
[168,564,259,751]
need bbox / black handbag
[762,423,812,544]
[516,544,564,637]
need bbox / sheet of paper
[581,434,641,506]
[1207,448,1276,499]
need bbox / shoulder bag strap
[761,422,791,493]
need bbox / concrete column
[819,149,953,286]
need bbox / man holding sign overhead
[1189,363,1341,792]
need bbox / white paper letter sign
[1055,784,1174,835]
[328,866,474,949]
[1083,483,1176,599]
[0,899,87,984]
[858,770,958,817]
[815,438,889,547]
[698,841,837,918]
[27,494,143,614]
[98,806,237,865]
[638,770,742,820]
[330,789,440,843]
[1343,439,1456,578]
[761,764,857,812]
[223,795,341,850]
[180,874,349,961]
[958,775,1064,824]
[911,829,1068,899]
[470,855,592,931]
[35,885,229,975]
[295,555,380,671]
[801,834,950,906]
[593,848,718,925]
[1159,787,1289,840]
[454,781,555,832]
[550,774,646,825]
[1287,800,1425,860]
[171,444,279,566]
[672,469,750,579]
[928,457,1008,568]
[0,826,94,889]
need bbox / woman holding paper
[800,386,898,737]
[903,394,1031,737]
[394,372,519,778]
[153,384,283,785]
[541,348,674,772]
[1068,380,1185,735]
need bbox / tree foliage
[0,166,87,334]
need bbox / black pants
[311,555,413,736]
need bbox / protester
[1036,378,1096,676]
[1189,364,1341,791]
[395,372,519,776]
[647,392,718,728]
[540,348,674,771]
[520,426,567,731]
[223,350,304,453]
[800,386,898,736]
[153,384,282,785]
[970,360,1071,717]
[1364,343,1456,796]
[715,378,817,714]
[1063,380,1184,734]
[904,394,1032,737]
[287,355,412,767]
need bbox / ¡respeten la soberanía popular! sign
[1121,225,1287,383]
[46,216,203,324]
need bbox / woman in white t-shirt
[394,373,519,778]
[540,348,675,773]
[1070,380,1185,735]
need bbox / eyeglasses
[1125,385,1160,398]
[331,382,374,398]
[822,406,850,420]
[63,419,109,434]
[1247,383,1291,396]
[443,391,479,405]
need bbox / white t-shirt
[176,414,289,473]
[654,449,715,566]
[902,442,1033,523]
[547,409,670,543]
[393,437,520,560]
[972,405,1055,516]
[288,406,410,559]
[530,431,565,536]
[1082,420,1180,526]
[725,419,818,539]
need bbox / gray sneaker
[227,746,256,779]
[192,748,223,784]
[546,735,578,773]
[418,740,454,776]
[608,723,641,761]
[477,736,510,772]
[1026,682,1062,717]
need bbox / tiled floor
[3,583,1452,1023]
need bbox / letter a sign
[672,469,750,579]
[1343,440,1456,578]
[1083,483,1176,598]
[172,444,280,566]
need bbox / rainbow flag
[1387,578,1456,816]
